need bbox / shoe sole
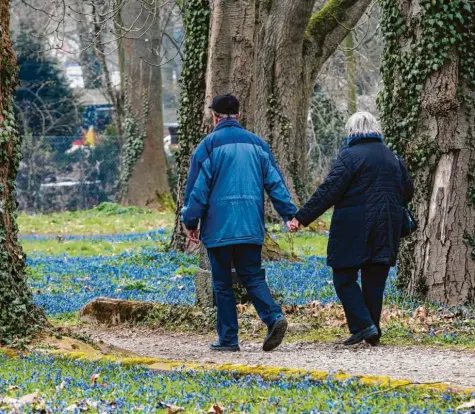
[210,347,240,352]
[263,318,288,352]
[344,328,379,346]
[365,336,381,346]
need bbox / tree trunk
[0,0,48,345]
[77,2,102,89]
[203,0,257,129]
[254,0,372,203]
[171,0,372,247]
[379,1,475,305]
[345,32,357,114]
[170,0,210,251]
[120,0,170,207]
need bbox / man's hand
[186,228,200,244]
[287,218,301,233]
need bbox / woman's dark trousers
[332,263,390,335]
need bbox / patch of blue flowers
[26,229,399,315]
[0,352,468,413]
[28,249,198,315]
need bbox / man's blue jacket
[181,119,296,248]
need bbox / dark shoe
[343,325,378,346]
[263,316,288,352]
[366,337,380,346]
[209,342,240,352]
[365,327,382,346]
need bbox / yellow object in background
[85,126,95,147]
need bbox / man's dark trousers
[332,263,390,334]
[207,244,282,346]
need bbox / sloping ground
[78,326,475,390]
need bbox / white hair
[212,111,238,120]
[345,111,382,137]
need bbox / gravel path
[78,327,475,389]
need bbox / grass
[275,232,328,257]
[18,202,174,235]
[22,239,162,256]
[0,352,470,413]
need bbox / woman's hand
[287,218,301,233]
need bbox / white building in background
[66,64,84,88]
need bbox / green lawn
[18,202,174,236]
[275,232,328,256]
[22,239,165,256]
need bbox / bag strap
[394,154,409,209]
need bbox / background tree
[0,0,48,345]
[119,0,171,207]
[14,27,82,140]
[379,0,475,305]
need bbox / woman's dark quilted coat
[295,137,414,269]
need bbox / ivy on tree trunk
[0,0,48,346]
[171,0,210,251]
[171,0,372,246]
[379,0,475,305]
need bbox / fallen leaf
[157,401,184,413]
[90,373,100,385]
[208,403,225,413]
[7,385,19,391]
[168,406,185,414]
[1,396,19,405]
[19,391,39,405]
[85,399,99,408]
[56,380,67,391]
[457,399,475,410]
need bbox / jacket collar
[347,133,384,148]
[213,118,243,132]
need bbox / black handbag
[397,156,418,238]
[401,204,418,238]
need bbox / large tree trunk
[0,0,47,345]
[171,0,372,247]
[379,1,475,305]
[203,0,257,129]
[254,0,372,203]
[170,0,210,251]
[120,0,170,207]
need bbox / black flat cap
[209,94,240,115]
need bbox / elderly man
[181,94,296,352]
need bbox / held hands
[186,228,200,245]
[286,218,301,233]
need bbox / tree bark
[0,0,48,345]
[203,0,257,129]
[121,0,170,207]
[170,0,210,251]
[254,0,372,202]
[172,0,372,246]
[380,1,475,305]
[345,32,357,114]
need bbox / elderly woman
[291,112,414,345]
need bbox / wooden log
[79,298,155,325]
